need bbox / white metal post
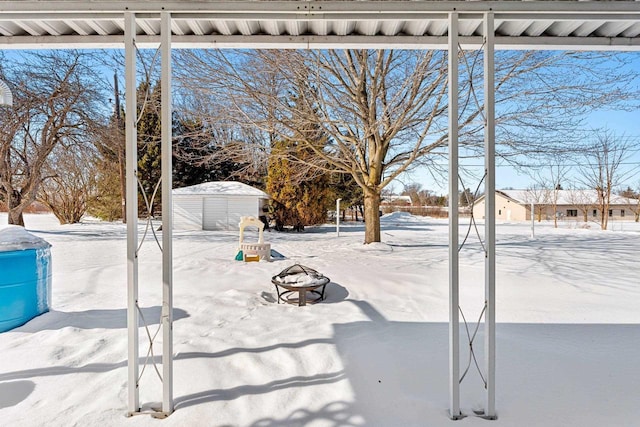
[483,12,497,420]
[530,202,535,238]
[336,198,341,237]
[448,12,461,421]
[125,11,139,416]
[160,11,174,416]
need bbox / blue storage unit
[0,226,52,332]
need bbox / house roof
[493,189,638,205]
[1,1,639,50]
[172,181,269,198]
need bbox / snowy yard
[0,213,639,427]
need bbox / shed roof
[173,181,269,197]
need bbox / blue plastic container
[0,226,52,332]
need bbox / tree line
[1,49,639,242]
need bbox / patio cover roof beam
[2,2,640,51]
[2,35,639,51]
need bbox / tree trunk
[363,191,381,244]
[8,209,25,226]
[7,191,26,226]
[600,204,609,230]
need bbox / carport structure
[1,0,639,421]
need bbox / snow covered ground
[0,212,639,427]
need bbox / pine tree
[88,155,122,221]
[136,81,163,216]
[332,173,364,221]
[267,140,297,230]
[266,91,334,231]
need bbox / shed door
[203,197,227,230]
[227,196,257,230]
[173,196,203,230]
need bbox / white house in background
[173,181,270,231]
[473,189,639,222]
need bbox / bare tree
[172,50,275,185]
[578,130,635,230]
[549,162,570,227]
[401,183,447,207]
[38,142,97,224]
[402,183,423,206]
[619,184,640,223]
[528,157,570,227]
[176,49,640,243]
[565,186,598,223]
[0,51,106,226]
[522,185,551,222]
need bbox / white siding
[227,196,259,230]
[173,191,266,231]
[203,197,228,230]
[173,196,203,230]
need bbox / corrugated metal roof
[0,1,639,50]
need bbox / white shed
[173,182,270,231]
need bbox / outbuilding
[173,181,270,231]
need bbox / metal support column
[160,11,174,416]
[125,11,139,416]
[483,12,497,420]
[336,198,341,237]
[530,203,535,238]
[448,11,461,421]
